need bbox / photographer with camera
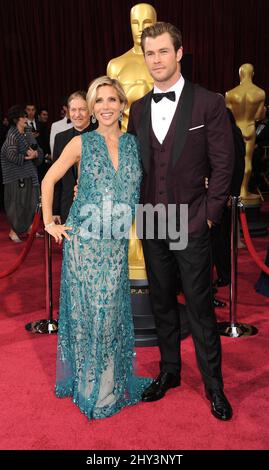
[0,105,43,242]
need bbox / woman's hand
[44,222,72,244]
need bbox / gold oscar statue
[107,3,157,280]
[107,3,156,133]
[225,63,266,205]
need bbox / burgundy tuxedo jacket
[127,80,235,235]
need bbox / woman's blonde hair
[86,76,128,115]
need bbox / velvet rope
[240,211,269,275]
[0,212,41,279]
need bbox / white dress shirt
[50,117,73,156]
[151,75,185,144]
[27,119,37,130]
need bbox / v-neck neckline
[94,130,125,173]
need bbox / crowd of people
[0,98,73,239]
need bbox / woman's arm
[41,136,82,242]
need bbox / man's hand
[207,219,213,229]
[73,184,78,200]
[226,196,232,208]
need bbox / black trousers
[212,207,231,283]
[142,227,223,391]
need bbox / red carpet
[0,211,269,450]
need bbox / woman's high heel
[9,233,22,243]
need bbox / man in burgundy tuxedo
[128,22,234,420]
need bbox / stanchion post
[230,195,239,329]
[218,196,258,337]
[25,230,58,334]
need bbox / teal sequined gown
[55,131,151,419]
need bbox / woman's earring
[119,111,123,122]
[91,113,96,124]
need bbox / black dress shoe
[213,297,227,308]
[213,277,230,288]
[205,389,233,421]
[142,372,180,402]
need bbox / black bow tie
[152,91,176,103]
[73,126,90,136]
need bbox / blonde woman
[42,77,151,420]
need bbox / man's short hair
[141,22,182,53]
[67,91,87,108]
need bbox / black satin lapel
[137,91,152,173]
[172,80,194,166]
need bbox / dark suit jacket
[52,124,96,223]
[128,80,235,235]
[36,121,50,155]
